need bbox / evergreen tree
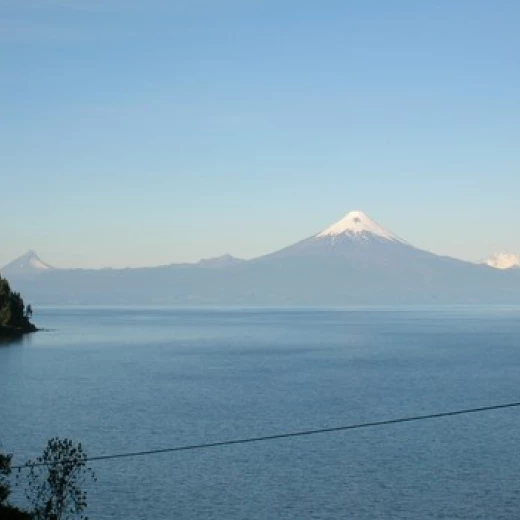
[0,274,36,335]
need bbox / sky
[1,0,519,268]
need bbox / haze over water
[2,306,520,519]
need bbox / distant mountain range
[2,211,520,305]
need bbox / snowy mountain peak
[2,250,53,276]
[316,210,407,243]
[482,252,520,270]
[20,250,52,269]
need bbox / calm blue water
[1,306,520,519]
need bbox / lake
[1,306,520,519]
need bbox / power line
[13,401,520,470]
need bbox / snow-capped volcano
[2,250,53,277]
[258,209,414,261]
[316,210,406,243]
[482,252,520,270]
[5,210,520,305]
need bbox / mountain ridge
[3,210,520,305]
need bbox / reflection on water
[0,334,24,347]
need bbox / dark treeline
[0,274,36,336]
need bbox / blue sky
[1,0,519,268]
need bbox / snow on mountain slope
[258,209,415,261]
[1,250,53,276]
[316,210,407,243]
[5,210,520,305]
[482,252,520,270]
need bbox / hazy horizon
[2,208,517,270]
[2,0,519,269]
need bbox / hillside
[0,274,37,336]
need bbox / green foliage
[0,274,36,334]
[0,277,11,325]
[0,449,32,520]
[18,438,96,520]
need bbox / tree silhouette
[0,275,36,335]
[18,438,96,520]
[0,449,32,519]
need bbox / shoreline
[0,324,38,339]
